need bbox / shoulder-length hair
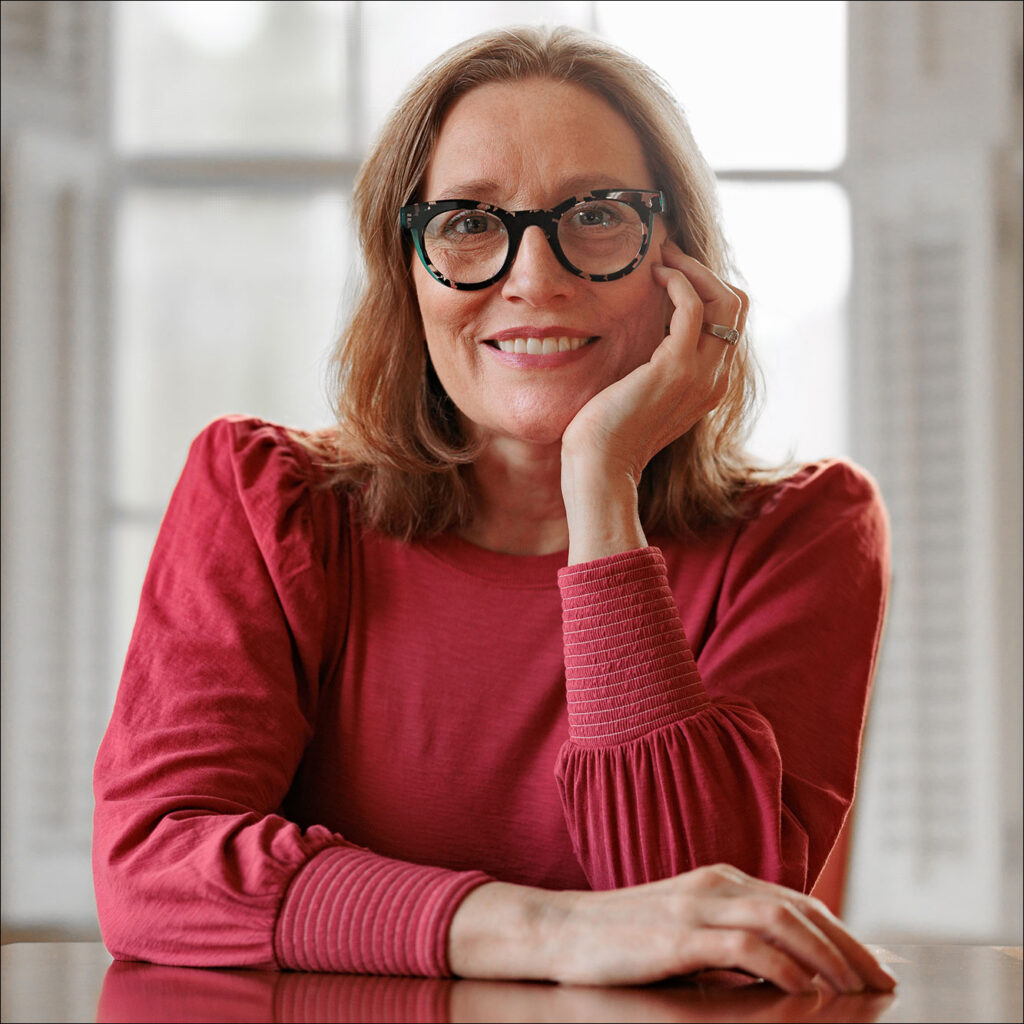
[318,25,763,541]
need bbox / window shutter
[1,3,111,928]
[844,1,1022,941]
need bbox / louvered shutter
[844,1,1022,941]
[1,1,111,927]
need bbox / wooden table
[2,942,1021,1023]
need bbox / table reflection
[96,960,895,1024]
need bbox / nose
[500,225,575,305]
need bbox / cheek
[412,264,439,336]
[414,272,458,350]
[609,275,671,365]
[413,274,485,390]
[421,300,476,351]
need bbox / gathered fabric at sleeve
[92,417,488,974]
[555,461,890,894]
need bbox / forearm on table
[447,881,570,981]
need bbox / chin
[465,406,578,449]
[511,423,572,447]
[501,394,590,446]
[480,416,569,448]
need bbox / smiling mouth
[484,335,598,354]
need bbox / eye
[455,215,490,234]
[566,201,627,230]
[439,211,503,237]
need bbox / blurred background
[1,0,1021,946]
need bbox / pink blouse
[93,417,889,975]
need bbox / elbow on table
[92,839,282,971]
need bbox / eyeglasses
[400,189,665,290]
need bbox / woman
[93,26,895,992]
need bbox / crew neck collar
[417,530,567,588]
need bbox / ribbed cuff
[274,846,491,976]
[558,547,709,746]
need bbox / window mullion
[117,153,361,191]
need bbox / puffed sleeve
[555,461,889,894]
[93,417,488,973]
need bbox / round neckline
[416,530,567,588]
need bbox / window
[110,0,851,663]
[1,0,853,931]
[596,0,850,466]
[24,4,1021,946]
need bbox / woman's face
[412,78,671,448]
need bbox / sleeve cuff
[274,846,491,976]
[558,547,709,746]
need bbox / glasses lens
[423,208,508,285]
[557,199,646,276]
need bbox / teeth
[493,335,590,354]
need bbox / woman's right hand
[448,865,896,993]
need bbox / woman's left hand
[560,242,747,562]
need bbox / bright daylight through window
[111,0,848,662]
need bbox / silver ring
[702,322,741,345]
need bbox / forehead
[422,78,654,203]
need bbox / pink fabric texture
[93,417,889,974]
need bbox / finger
[797,904,897,993]
[647,265,738,430]
[700,325,742,370]
[732,284,751,326]
[659,245,744,330]
[702,898,863,993]
[651,263,705,353]
[711,875,897,993]
[652,264,737,377]
[681,928,818,995]
[651,267,736,404]
[659,240,740,301]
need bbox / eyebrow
[430,174,642,204]
[432,179,502,201]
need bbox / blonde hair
[318,25,763,540]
